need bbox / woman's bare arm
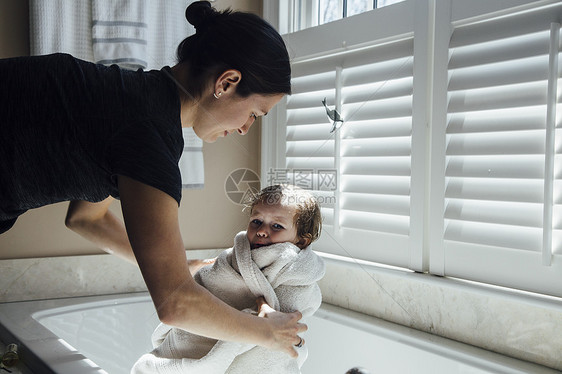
[66,197,136,264]
[113,176,306,356]
[66,198,213,274]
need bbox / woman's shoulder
[28,52,85,66]
[0,53,81,70]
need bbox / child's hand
[187,257,216,275]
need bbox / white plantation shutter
[278,3,417,267]
[264,0,562,297]
[336,39,414,265]
[434,1,562,296]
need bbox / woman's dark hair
[177,1,291,99]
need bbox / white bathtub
[0,292,557,374]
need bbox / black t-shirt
[0,53,183,225]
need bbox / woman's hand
[256,297,307,358]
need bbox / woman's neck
[170,64,197,129]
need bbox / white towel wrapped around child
[131,231,326,374]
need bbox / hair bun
[185,1,216,32]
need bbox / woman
[0,1,304,357]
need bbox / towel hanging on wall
[179,128,205,189]
[29,0,94,61]
[92,0,148,70]
[29,0,205,190]
[29,0,195,69]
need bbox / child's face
[247,202,301,250]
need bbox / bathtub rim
[0,291,559,374]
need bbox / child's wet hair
[245,185,322,246]
[345,368,371,374]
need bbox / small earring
[213,92,222,99]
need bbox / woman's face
[246,202,301,250]
[193,92,283,143]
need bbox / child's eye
[272,223,284,230]
[250,113,257,120]
[250,219,262,226]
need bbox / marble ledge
[317,253,562,371]
[0,249,222,303]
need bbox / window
[318,0,405,25]
[263,0,562,297]
[278,0,406,33]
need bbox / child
[132,185,326,374]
